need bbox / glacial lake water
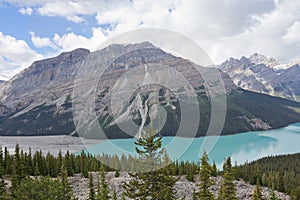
[84,123,300,168]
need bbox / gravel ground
[0,135,102,155]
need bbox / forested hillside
[234,153,300,200]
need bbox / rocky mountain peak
[219,53,300,102]
[249,53,278,67]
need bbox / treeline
[0,145,200,179]
[0,128,291,199]
[234,153,300,200]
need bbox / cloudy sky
[0,0,299,80]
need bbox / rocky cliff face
[1,43,300,137]
[219,53,300,102]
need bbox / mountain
[1,43,300,138]
[219,53,300,102]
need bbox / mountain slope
[1,44,300,138]
[219,53,300,102]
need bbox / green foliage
[13,176,74,200]
[114,170,120,178]
[89,172,95,200]
[96,167,110,200]
[270,185,279,200]
[211,161,218,177]
[253,180,264,200]
[198,152,214,200]
[123,126,177,200]
[112,190,117,200]
[218,157,237,200]
[234,153,300,199]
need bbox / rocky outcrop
[219,53,300,102]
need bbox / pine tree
[253,179,264,200]
[211,160,217,177]
[4,147,11,174]
[270,184,279,200]
[217,181,224,200]
[89,172,95,200]
[218,157,237,200]
[0,161,7,198]
[59,164,74,199]
[123,126,177,200]
[115,170,120,178]
[11,144,26,195]
[80,151,88,178]
[198,151,214,200]
[96,166,110,200]
[112,189,117,200]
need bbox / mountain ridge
[1,44,300,138]
[219,53,300,101]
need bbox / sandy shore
[0,135,102,155]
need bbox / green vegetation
[218,157,237,200]
[197,151,214,200]
[234,153,300,200]
[0,137,298,199]
[123,126,177,199]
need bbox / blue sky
[0,0,300,80]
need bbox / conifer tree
[211,160,218,177]
[123,126,177,200]
[96,166,110,200]
[270,184,279,200]
[218,157,237,200]
[253,179,264,200]
[59,164,74,199]
[0,161,7,199]
[4,147,11,174]
[112,189,117,200]
[115,170,120,178]
[198,151,214,200]
[89,172,95,200]
[11,144,26,195]
[217,181,224,200]
[80,151,88,178]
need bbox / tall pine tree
[253,179,264,200]
[218,157,237,200]
[123,126,177,200]
[96,166,110,200]
[89,172,95,200]
[198,151,214,200]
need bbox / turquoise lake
[85,123,300,168]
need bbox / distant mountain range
[1,43,300,138]
[219,53,300,102]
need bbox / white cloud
[52,27,107,51]
[30,32,56,48]
[18,7,33,15]
[0,32,43,80]
[207,0,300,63]
[3,0,300,70]
[283,21,300,45]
